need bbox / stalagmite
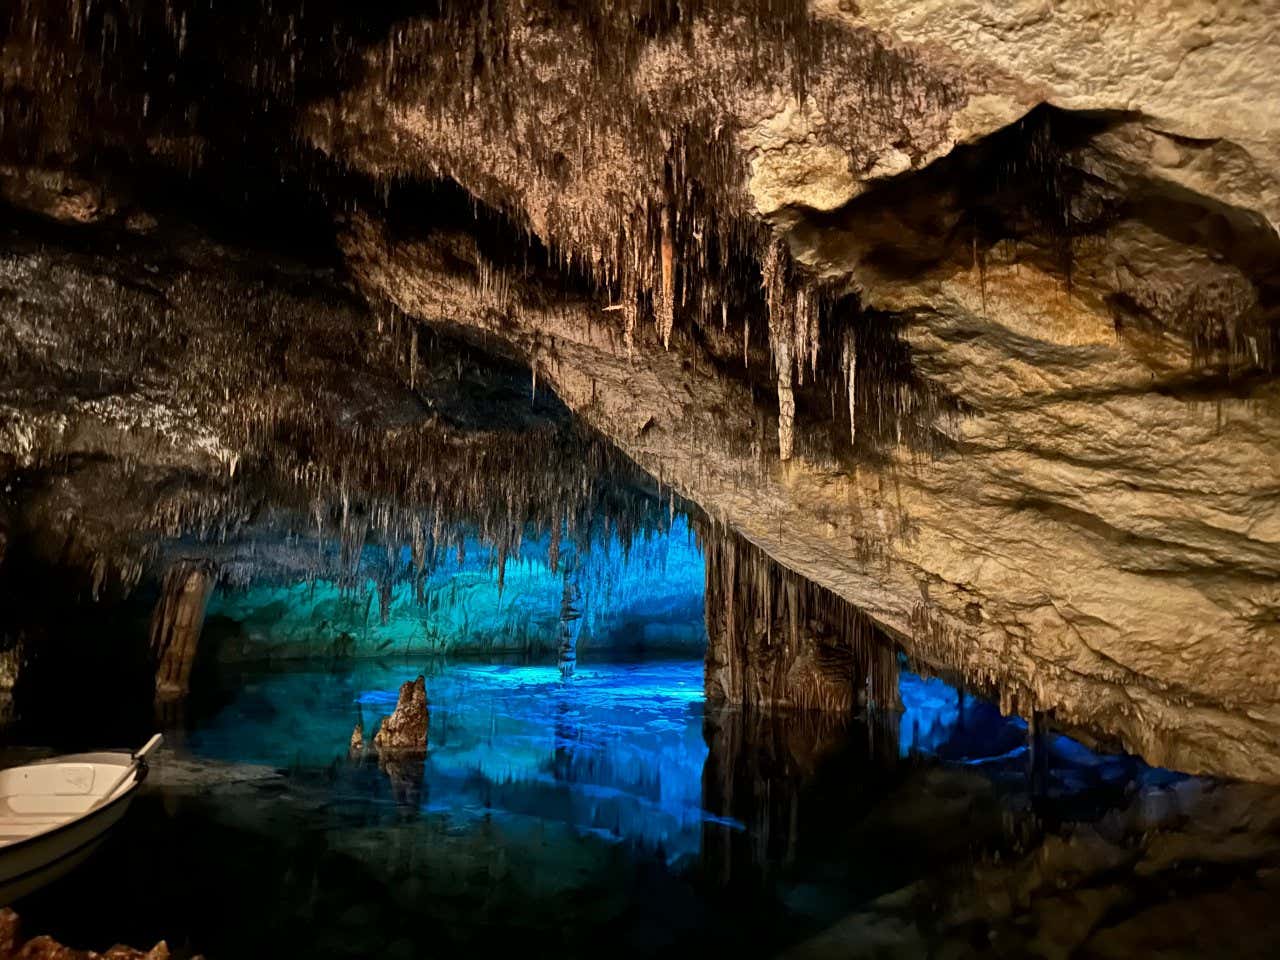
[558,567,583,678]
[373,675,429,752]
[151,559,217,699]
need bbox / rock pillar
[373,675,429,752]
[558,568,583,678]
[151,559,216,699]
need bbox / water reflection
[190,658,1166,899]
[10,656,1280,959]
[187,659,712,859]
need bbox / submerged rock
[373,676,429,753]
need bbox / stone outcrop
[373,676,430,753]
[785,772,1280,959]
[316,5,1280,781]
[0,910,181,960]
[703,527,899,714]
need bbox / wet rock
[1131,785,1180,833]
[788,774,1280,958]
[349,720,365,758]
[0,909,181,960]
[0,642,19,693]
[373,676,429,753]
[0,167,121,224]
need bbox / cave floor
[3,655,1279,958]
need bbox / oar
[134,734,164,762]
[89,734,164,810]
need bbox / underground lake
[3,517,1280,958]
[2,1,1279,956]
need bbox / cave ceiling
[1,0,1278,781]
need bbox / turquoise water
[185,659,714,859]
[8,653,1222,959]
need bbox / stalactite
[409,326,418,388]
[762,239,795,461]
[699,522,898,715]
[842,327,857,448]
[774,338,796,462]
[658,207,675,349]
[623,299,637,357]
[547,518,561,572]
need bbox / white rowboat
[0,734,161,904]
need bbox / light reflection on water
[179,657,1146,858]
[187,660,716,859]
[11,655,1227,959]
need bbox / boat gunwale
[0,753,144,857]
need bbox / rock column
[558,568,583,678]
[151,559,216,699]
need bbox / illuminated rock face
[0,2,1278,780]
[373,675,429,753]
[203,523,706,660]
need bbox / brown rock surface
[373,675,429,753]
[0,2,1277,781]
[0,909,179,960]
[319,6,1279,781]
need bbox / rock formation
[373,676,430,753]
[703,526,901,714]
[785,772,1280,959]
[0,909,182,960]
[0,1,1277,781]
[558,570,584,678]
[150,560,216,699]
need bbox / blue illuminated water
[9,655,1217,959]
[185,659,715,860]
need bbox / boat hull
[0,751,143,905]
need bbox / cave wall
[0,1,1278,780]
[319,4,1280,781]
[205,523,706,661]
